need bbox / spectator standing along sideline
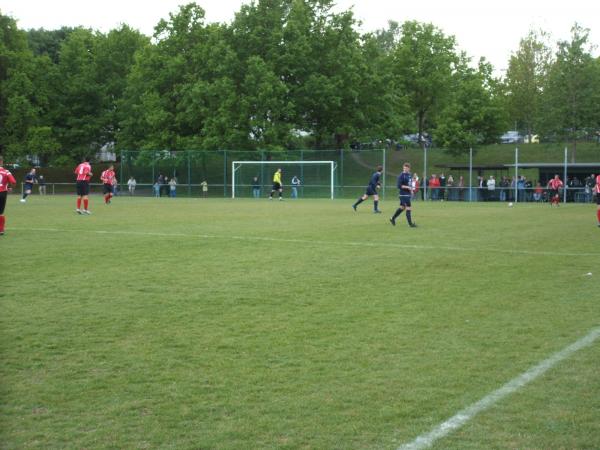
[127,176,136,195]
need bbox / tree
[505,30,552,141]
[540,24,600,160]
[0,12,30,157]
[358,23,412,144]
[391,21,459,143]
[436,58,507,155]
[294,7,365,148]
[0,12,60,163]
[26,27,75,63]
[229,0,367,148]
[118,4,240,151]
[239,55,291,150]
[95,25,148,147]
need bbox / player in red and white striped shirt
[74,157,93,214]
[594,174,600,227]
[0,155,17,235]
[101,165,116,204]
[548,175,563,207]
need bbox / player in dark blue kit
[352,165,383,213]
[20,168,37,203]
[390,162,417,227]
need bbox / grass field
[1,195,599,449]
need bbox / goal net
[231,161,336,199]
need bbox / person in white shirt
[127,176,137,195]
[169,177,177,198]
[487,175,496,201]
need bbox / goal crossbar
[231,160,336,199]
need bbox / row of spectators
[415,173,597,202]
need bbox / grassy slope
[1,196,599,449]
[384,142,600,179]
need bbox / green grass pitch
[1,195,599,449]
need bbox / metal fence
[21,182,596,203]
[18,147,599,201]
[118,149,386,199]
[407,186,595,203]
[411,145,599,204]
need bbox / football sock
[83,199,89,210]
[77,198,82,209]
[406,210,412,224]
[353,198,364,208]
[373,200,379,211]
[597,210,600,222]
[279,191,282,198]
[22,193,29,199]
[392,207,403,220]
[0,215,5,232]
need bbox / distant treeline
[1,1,599,166]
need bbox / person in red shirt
[0,155,17,235]
[594,174,600,227]
[101,165,116,205]
[547,174,563,207]
[429,174,440,200]
[74,157,93,214]
[533,182,544,202]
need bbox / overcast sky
[2,0,599,74]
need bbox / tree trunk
[335,133,348,149]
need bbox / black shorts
[272,182,281,191]
[76,180,90,196]
[24,183,34,192]
[103,183,114,194]
[0,191,6,215]
[399,194,412,207]
[365,185,378,196]
[596,193,600,205]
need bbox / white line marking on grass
[397,326,600,450]
[12,227,600,257]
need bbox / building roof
[436,162,600,170]
[435,164,505,170]
[504,162,600,168]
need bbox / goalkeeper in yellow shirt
[269,168,283,201]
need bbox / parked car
[402,133,432,147]
[500,131,522,144]
[523,134,539,144]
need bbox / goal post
[232,161,336,199]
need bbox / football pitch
[1,195,599,449]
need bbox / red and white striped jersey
[101,169,115,185]
[75,162,92,181]
[0,167,17,192]
[549,178,563,190]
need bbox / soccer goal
[231,161,337,199]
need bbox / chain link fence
[16,146,599,202]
